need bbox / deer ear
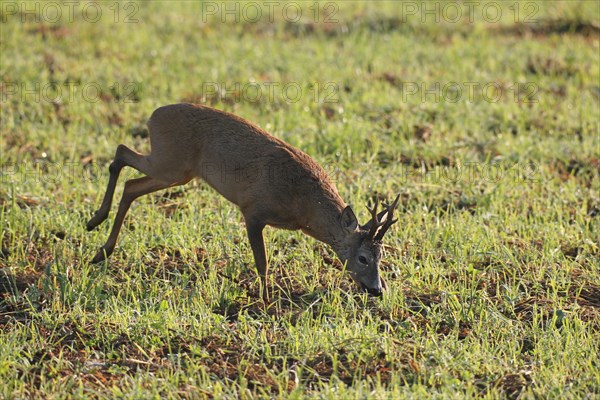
[341,206,359,232]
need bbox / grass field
[1,0,599,398]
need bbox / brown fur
[87,103,396,301]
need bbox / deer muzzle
[359,281,384,297]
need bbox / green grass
[1,0,599,398]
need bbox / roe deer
[87,103,399,300]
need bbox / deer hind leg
[87,144,155,231]
[244,218,270,302]
[91,175,189,263]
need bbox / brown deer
[87,103,399,300]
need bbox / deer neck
[302,200,349,260]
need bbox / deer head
[336,195,400,296]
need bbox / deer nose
[365,286,383,297]
[358,281,383,297]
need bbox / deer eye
[358,255,368,265]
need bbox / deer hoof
[91,248,109,264]
[86,212,105,231]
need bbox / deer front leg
[245,219,269,302]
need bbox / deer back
[146,103,346,233]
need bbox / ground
[1,1,599,398]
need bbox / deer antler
[366,197,387,239]
[373,194,400,241]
